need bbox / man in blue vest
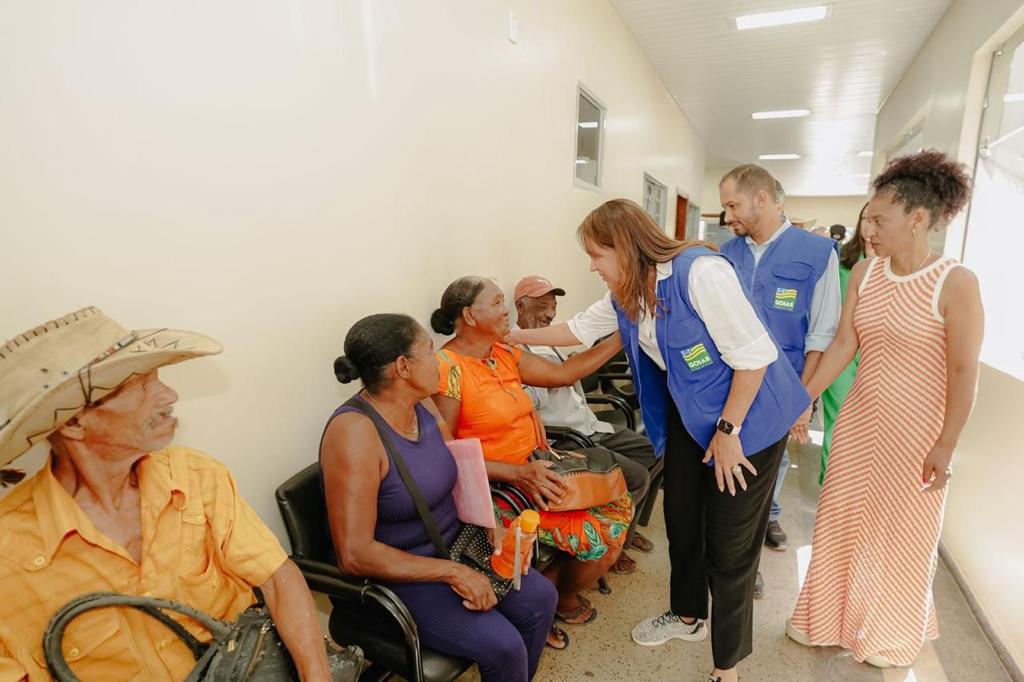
[719,165,841,597]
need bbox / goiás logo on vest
[773,288,798,311]
[681,343,713,371]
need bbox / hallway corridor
[473,439,1013,681]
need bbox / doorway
[674,195,689,239]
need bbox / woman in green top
[818,203,875,484]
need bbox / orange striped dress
[790,255,960,666]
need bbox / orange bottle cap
[519,510,540,534]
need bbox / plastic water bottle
[491,510,540,581]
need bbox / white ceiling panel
[610,0,953,195]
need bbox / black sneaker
[765,520,788,551]
[753,571,765,599]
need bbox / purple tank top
[325,402,460,557]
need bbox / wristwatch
[716,418,742,436]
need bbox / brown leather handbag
[530,447,627,511]
[530,412,627,511]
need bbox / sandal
[555,596,598,625]
[545,625,570,650]
[609,551,638,574]
[630,532,654,553]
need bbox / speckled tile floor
[457,438,1012,682]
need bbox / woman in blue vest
[509,199,809,682]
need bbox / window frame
[574,84,607,192]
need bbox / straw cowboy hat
[0,306,221,470]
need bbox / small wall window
[642,173,667,227]
[575,86,605,188]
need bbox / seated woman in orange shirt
[431,276,632,625]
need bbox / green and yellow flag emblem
[773,288,798,311]
[681,343,713,371]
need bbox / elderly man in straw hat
[0,307,331,681]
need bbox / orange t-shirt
[436,343,540,465]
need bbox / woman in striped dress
[787,150,984,668]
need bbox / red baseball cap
[513,275,566,302]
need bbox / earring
[912,227,918,239]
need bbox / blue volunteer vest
[613,248,810,460]
[721,227,836,375]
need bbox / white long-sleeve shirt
[566,257,778,371]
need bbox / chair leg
[598,576,612,595]
[623,498,643,549]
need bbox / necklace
[893,250,933,276]
[364,392,419,438]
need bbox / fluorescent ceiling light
[1003,93,1024,103]
[575,159,588,165]
[578,121,599,128]
[735,6,829,31]
[752,109,810,119]
[858,150,874,157]
[759,153,801,160]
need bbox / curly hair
[871,150,972,229]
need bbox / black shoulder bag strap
[342,395,451,560]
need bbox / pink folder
[447,438,496,529]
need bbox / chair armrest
[597,372,634,381]
[603,361,631,373]
[293,556,428,681]
[544,425,595,449]
[491,484,530,514]
[585,394,636,431]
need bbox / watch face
[717,419,733,434]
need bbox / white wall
[873,0,1024,670]
[0,1,705,538]
[777,196,866,231]
[701,168,866,230]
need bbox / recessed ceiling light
[752,109,811,120]
[759,153,801,160]
[858,150,874,157]
[735,6,830,31]
[578,121,599,128]
[1003,93,1024,103]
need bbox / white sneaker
[631,611,707,646]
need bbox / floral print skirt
[495,492,633,561]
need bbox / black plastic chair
[275,464,473,682]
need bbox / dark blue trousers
[390,570,557,681]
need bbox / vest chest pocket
[768,262,814,314]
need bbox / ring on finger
[731,464,742,476]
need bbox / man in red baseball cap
[513,275,566,302]
[512,275,658,575]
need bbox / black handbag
[43,591,363,681]
[345,396,514,600]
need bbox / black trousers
[663,409,787,669]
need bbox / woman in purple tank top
[320,314,561,682]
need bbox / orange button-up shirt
[0,447,288,681]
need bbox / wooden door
[674,195,689,239]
